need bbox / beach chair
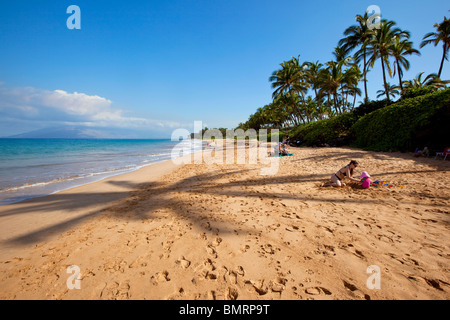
[435,147,450,160]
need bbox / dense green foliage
[399,86,437,100]
[351,88,450,151]
[235,13,449,153]
[289,98,393,146]
[352,99,392,118]
[288,88,450,151]
[290,112,358,146]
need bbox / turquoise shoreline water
[0,139,201,206]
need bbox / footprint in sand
[226,266,245,284]
[225,287,239,300]
[269,277,288,293]
[260,244,275,255]
[166,287,186,300]
[245,279,268,296]
[419,277,449,291]
[343,280,370,300]
[101,281,131,300]
[212,237,222,247]
[175,256,191,269]
[103,259,128,273]
[201,221,212,231]
[151,270,170,284]
[203,258,216,271]
[240,244,250,253]
[206,245,218,258]
[354,249,366,259]
[305,286,332,296]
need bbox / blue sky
[0,0,449,138]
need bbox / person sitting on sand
[414,146,429,157]
[273,142,287,156]
[279,142,289,156]
[360,171,372,189]
[329,160,360,187]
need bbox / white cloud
[41,90,113,117]
[0,85,186,131]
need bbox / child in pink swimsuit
[360,171,372,189]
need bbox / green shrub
[290,112,358,146]
[400,86,437,100]
[351,88,450,151]
[352,99,392,118]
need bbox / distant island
[2,126,168,139]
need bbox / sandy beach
[0,143,449,300]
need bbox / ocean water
[0,139,202,206]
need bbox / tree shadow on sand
[2,156,448,247]
[290,146,450,169]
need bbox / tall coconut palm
[269,56,309,123]
[420,16,450,78]
[319,60,346,115]
[269,60,300,98]
[332,45,352,65]
[391,34,421,92]
[339,12,373,101]
[304,60,324,102]
[342,63,363,111]
[367,20,404,102]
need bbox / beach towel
[279,153,293,157]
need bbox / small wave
[0,144,198,203]
[0,164,142,193]
[146,152,173,157]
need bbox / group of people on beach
[329,160,362,187]
[325,160,371,188]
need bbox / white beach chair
[435,147,450,160]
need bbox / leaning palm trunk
[381,58,390,102]
[438,46,447,78]
[327,94,332,116]
[333,94,341,114]
[288,89,305,124]
[300,94,311,123]
[396,60,404,92]
[363,53,369,101]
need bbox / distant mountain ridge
[2,126,167,139]
[4,126,116,139]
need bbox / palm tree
[367,19,404,102]
[391,34,421,92]
[269,56,310,124]
[342,63,363,110]
[304,60,324,102]
[420,16,450,78]
[376,83,400,99]
[339,13,373,101]
[403,72,449,90]
[312,96,328,120]
[273,93,299,126]
[265,102,288,128]
[269,59,300,98]
[303,96,319,122]
[319,60,346,115]
[333,45,352,65]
